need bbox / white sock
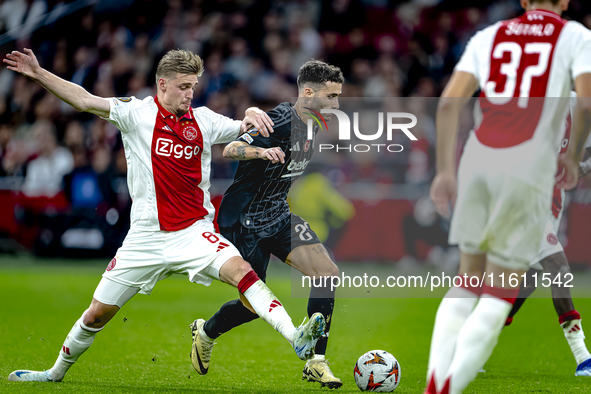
[199,325,215,344]
[562,319,591,364]
[312,354,326,361]
[427,287,478,390]
[49,314,103,382]
[444,295,512,394]
[242,280,296,343]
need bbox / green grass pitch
[1,256,591,393]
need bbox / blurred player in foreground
[4,48,326,383]
[189,60,344,388]
[506,97,591,376]
[427,0,591,393]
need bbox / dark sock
[308,286,335,355]
[204,299,258,339]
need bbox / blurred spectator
[427,33,456,83]
[89,118,118,152]
[401,197,449,263]
[127,72,153,100]
[200,52,236,100]
[110,49,134,96]
[319,0,366,35]
[0,124,15,176]
[290,170,355,249]
[21,121,73,197]
[287,12,323,76]
[1,0,590,261]
[247,58,278,102]
[33,92,60,121]
[132,33,155,77]
[70,11,98,49]
[71,47,97,92]
[177,9,204,55]
[63,144,102,209]
[364,55,403,97]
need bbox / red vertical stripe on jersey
[559,310,581,324]
[551,186,562,218]
[477,10,566,148]
[483,284,520,304]
[237,270,260,293]
[151,97,207,231]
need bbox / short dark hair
[297,60,344,92]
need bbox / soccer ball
[353,350,401,392]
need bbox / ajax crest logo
[107,257,117,271]
[304,140,311,152]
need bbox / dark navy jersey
[217,102,317,231]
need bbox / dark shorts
[220,213,321,281]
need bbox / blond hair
[155,49,204,83]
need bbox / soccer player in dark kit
[189,60,345,388]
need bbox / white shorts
[101,219,241,295]
[531,200,565,270]
[93,277,140,308]
[450,149,550,271]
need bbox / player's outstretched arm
[242,107,274,137]
[430,71,478,217]
[223,141,285,163]
[4,48,109,118]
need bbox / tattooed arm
[223,141,285,163]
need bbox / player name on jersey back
[102,96,240,232]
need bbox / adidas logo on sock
[62,346,70,355]
[269,300,282,312]
[216,242,229,252]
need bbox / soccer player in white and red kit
[505,95,591,375]
[4,48,326,383]
[428,0,591,393]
